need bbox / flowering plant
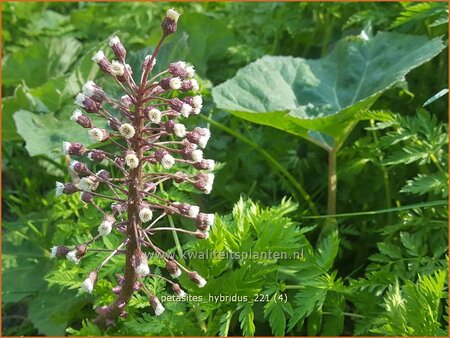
[52,8,214,326]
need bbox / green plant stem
[302,200,448,219]
[167,215,184,263]
[327,147,337,216]
[201,114,318,215]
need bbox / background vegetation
[2,1,448,336]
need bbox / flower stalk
[52,8,214,327]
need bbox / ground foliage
[2,2,448,336]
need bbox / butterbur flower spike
[52,8,214,327]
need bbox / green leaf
[2,37,82,88]
[28,288,88,336]
[321,291,345,335]
[179,13,234,76]
[264,301,287,336]
[13,110,92,157]
[400,172,448,197]
[212,32,445,149]
[238,304,256,336]
[315,231,339,271]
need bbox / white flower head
[119,123,136,139]
[62,141,71,154]
[70,109,83,122]
[108,35,121,47]
[189,205,200,218]
[191,149,203,163]
[180,104,192,118]
[82,81,96,97]
[186,66,195,79]
[66,250,80,264]
[50,246,58,258]
[206,213,215,226]
[111,60,125,76]
[79,177,95,192]
[175,60,186,69]
[125,153,139,169]
[88,128,105,142]
[148,108,162,124]
[173,123,186,138]
[161,154,175,169]
[204,174,215,194]
[55,182,65,196]
[139,207,153,223]
[197,275,207,288]
[81,277,94,293]
[98,220,113,237]
[204,159,215,171]
[92,50,105,63]
[136,262,150,277]
[177,289,187,298]
[192,107,202,115]
[170,268,182,279]
[198,128,211,148]
[75,93,87,107]
[192,95,203,108]
[169,77,182,90]
[166,8,180,22]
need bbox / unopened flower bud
[173,171,189,183]
[193,159,215,171]
[172,283,187,298]
[120,95,133,108]
[71,109,93,128]
[161,8,180,36]
[180,141,198,160]
[81,271,98,294]
[70,160,90,176]
[169,98,192,117]
[98,214,115,236]
[96,169,110,181]
[50,245,70,258]
[63,142,86,156]
[109,35,126,60]
[194,172,215,194]
[80,191,94,203]
[188,271,207,288]
[82,81,106,103]
[108,118,121,131]
[155,150,175,169]
[166,260,181,278]
[183,95,202,109]
[75,93,100,113]
[87,150,106,162]
[119,123,135,139]
[92,50,111,73]
[66,244,87,264]
[168,61,188,78]
[180,78,199,92]
[55,182,78,196]
[125,151,139,169]
[195,212,215,231]
[134,250,149,277]
[88,128,109,142]
[173,202,200,218]
[187,127,210,148]
[195,230,210,240]
[150,295,165,316]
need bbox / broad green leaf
[13,110,92,157]
[179,13,234,76]
[212,32,445,149]
[2,37,82,88]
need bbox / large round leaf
[212,32,445,149]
